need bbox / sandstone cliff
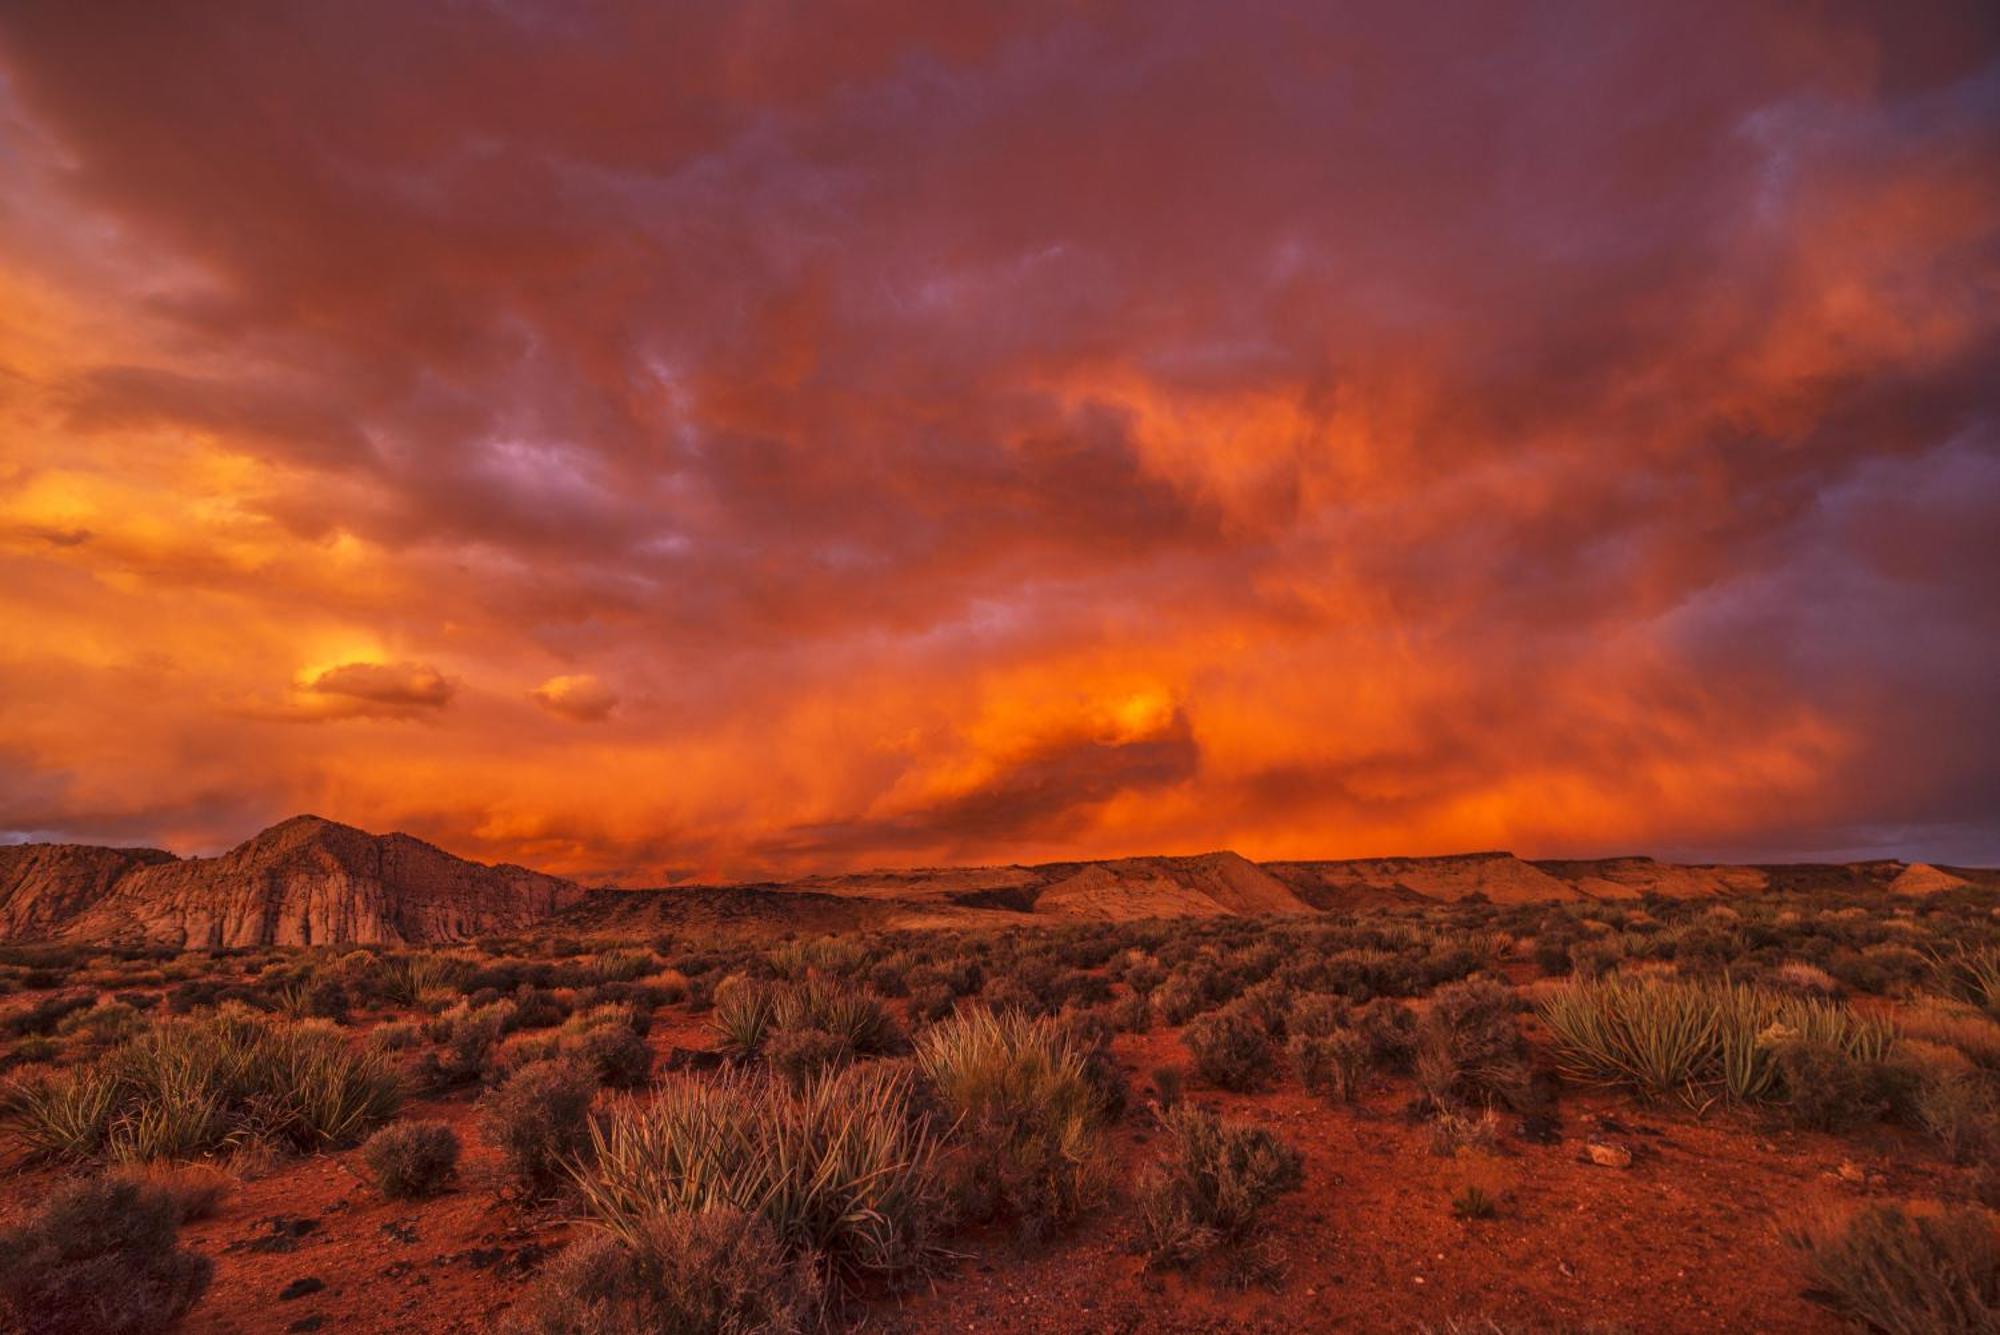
[0,815,582,947]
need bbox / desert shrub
[1769,1036,1887,1131]
[773,978,902,1056]
[1416,980,1530,1111]
[711,978,780,1058]
[363,1119,461,1199]
[508,987,571,1031]
[1138,1103,1304,1272]
[1915,1075,1999,1165]
[1786,1204,1997,1335]
[1355,998,1419,1071]
[378,952,476,1007]
[1540,976,1893,1106]
[569,1021,653,1090]
[1899,999,2000,1071]
[101,1162,231,1223]
[906,981,956,1024]
[4,993,94,1038]
[421,999,515,1085]
[1290,1029,1369,1103]
[365,1019,423,1052]
[916,1009,1116,1241]
[5,1008,400,1162]
[1153,973,1208,1026]
[575,1066,944,1286]
[1182,1000,1277,1092]
[502,1209,820,1335]
[1930,945,2000,1018]
[1287,993,1348,1040]
[767,1026,849,1089]
[0,1174,212,1335]
[479,1059,598,1198]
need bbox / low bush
[1786,1204,1997,1335]
[1415,980,1530,1111]
[0,1174,213,1335]
[1182,1000,1277,1092]
[1355,998,1419,1071]
[503,1209,820,1335]
[363,1119,462,1199]
[1138,1103,1304,1273]
[479,1059,598,1198]
[1289,1029,1368,1102]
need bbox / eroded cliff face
[0,816,582,947]
[0,842,178,939]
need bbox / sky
[0,2,1996,883]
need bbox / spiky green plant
[574,1066,944,1287]
[3,1008,401,1163]
[1928,945,2000,1018]
[915,1009,1115,1238]
[1540,976,1893,1106]
[710,979,781,1057]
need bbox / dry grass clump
[574,1065,945,1288]
[0,1174,213,1335]
[1138,1103,1303,1283]
[1930,945,2000,1018]
[1898,998,2000,1071]
[4,1007,400,1163]
[504,1207,821,1335]
[362,1118,462,1199]
[1785,1204,1997,1335]
[916,1008,1117,1240]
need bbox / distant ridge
[1,816,1993,946]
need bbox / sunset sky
[1,3,1996,882]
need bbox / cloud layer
[0,1,1995,880]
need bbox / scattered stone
[1518,1112,1562,1145]
[279,1277,326,1301]
[287,1319,324,1333]
[381,1219,420,1244]
[236,1216,321,1255]
[1837,1161,1866,1184]
[662,1046,725,1072]
[1586,1141,1633,1169]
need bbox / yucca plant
[378,953,474,1008]
[1540,976,1893,1107]
[773,978,901,1055]
[710,979,780,1057]
[3,1008,402,1163]
[1927,945,2000,1018]
[575,1066,945,1286]
[915,1009,1115,1239]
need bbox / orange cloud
[0,2,1994,879]
[531,674,617,723]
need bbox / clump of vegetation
[574,1066,945,1288]
[0,1174,213,1335]
[1786,1204,1997,1335]
[363,1119,462,1199]
[1540,976,1894,1108]
[504,1208,821,1335]
[710,978,781,1058]
[1181,999,1277,1092]
[479,1059,598,1198]
[916,1009,1117,1240]
[1416,979,1530,1111]
[1290,1028,1369,1102]
[5,1008,400,1163]
[1138,1103,1304,1277]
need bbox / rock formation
[0,815,582,947]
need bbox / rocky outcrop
[0,815,582,947]
[0,842,177,939]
